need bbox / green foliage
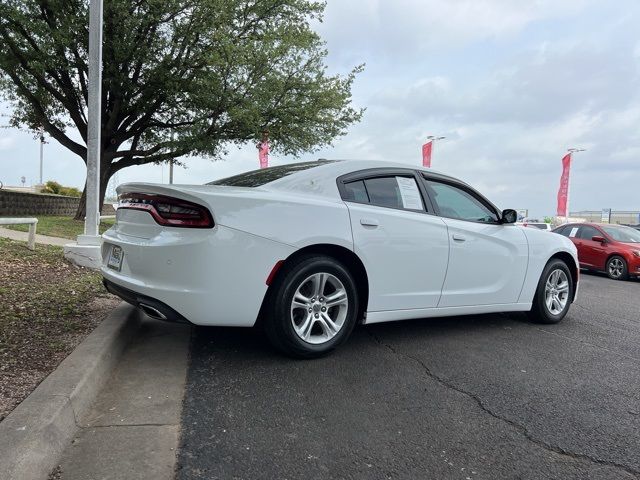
[0,0,364,195]
[544,216,553,224]
[42,180,81,197]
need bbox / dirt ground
[0,237,120,421]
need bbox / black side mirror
[501,209,518,224]
[592,235,606,244]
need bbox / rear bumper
[103,279,191,324]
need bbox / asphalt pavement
[177,272,640,480]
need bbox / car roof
[263,159,465,197]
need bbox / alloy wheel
[544,268,569,315]
[290,272,349,345]
[608,258,624,279]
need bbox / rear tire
[264,255,359,358]
[606,255,628,280]
[528,259,573,324]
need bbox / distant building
[570,210,640,225]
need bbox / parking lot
[177,273,640,480]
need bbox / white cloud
[0,136,15,150]
[317,0,592,61]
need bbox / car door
[339,170,450,312]
[422,176,528,307]
[575,225,606,268]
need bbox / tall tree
[0,0,363,218]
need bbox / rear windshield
[207,161,333,187]
[530,223,549,229]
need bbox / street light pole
[426,135,445,167]
[566,147,585,222]
[63,0,103,268]
[84,0,103,237]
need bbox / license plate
[107,245,124,271]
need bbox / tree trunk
[73,158,111,221]
[74,187,87,220]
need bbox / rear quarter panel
[196,189,354,250]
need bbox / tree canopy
[0,0,363,215]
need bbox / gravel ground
[177,272,640,480]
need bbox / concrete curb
[0,302,141,480]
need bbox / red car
[553,223,640,280]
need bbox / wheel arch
[256,243,369,327]
[549,251,579,301]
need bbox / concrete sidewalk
[0,226,69,247]
[55,318,191,480]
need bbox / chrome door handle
[452,234,466,242]
[360,218,379,227]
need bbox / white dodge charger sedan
[102,160,578,357]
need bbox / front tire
[528,259,573,324]
[606,255,628,280]
[264,255,359,358]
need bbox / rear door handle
[452,234,466,242]
[360,218,379,227]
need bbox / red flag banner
[556,153,572,217]
[422,141,433,168]
[258,140,269,169]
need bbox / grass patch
[3,215,115,239]
[0,237,119,421]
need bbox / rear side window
[342,180,369,203]
[341,176,425,212]
[366,176,424,211]
[365,177,404,209]
[554,226,570,236]
[208,161,333,187]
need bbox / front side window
[601,225,640,243]
[426,180,498,223]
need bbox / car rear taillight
[118,193,214,228]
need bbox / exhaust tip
[139,303,167,320]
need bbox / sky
[1,0,639,218]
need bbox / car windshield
[601,225,640,243]
[207,161,334,187]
